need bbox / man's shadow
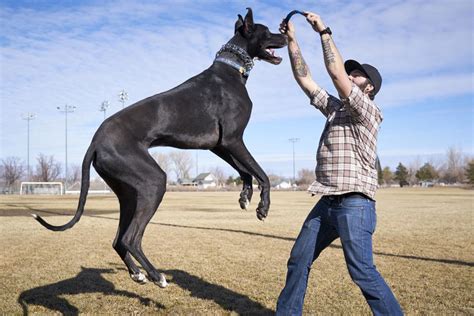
[18,267,164,315]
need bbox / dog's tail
[32,144,96,231]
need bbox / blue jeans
[276,194,403,316]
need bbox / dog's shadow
[165,269,273,315]
[17,267,164,315]
[18,266,273,315]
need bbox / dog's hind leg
[96,147,167,287]
[115,195,149,284]
[212,147,253,210]
[122,190,168,287]
[118,152,168,287]
[97,172,146,284]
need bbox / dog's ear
[237,7,254,37]
[243,7,254,32]
[235,14,244,34]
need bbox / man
[276,12,403,315]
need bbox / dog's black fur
[33,8,287,287]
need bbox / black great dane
[33,8,287,288]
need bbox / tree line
[379,147,473,187]
[1,147,473,193]
[0,151,228,193]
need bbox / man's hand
[304,11,327,33]
[279,20,296,41]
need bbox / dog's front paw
[239,197,250,210]
[256,201,268,221]
[239,186,253,210]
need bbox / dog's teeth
[265,48,276,56]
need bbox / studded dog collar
[215,43,254,77]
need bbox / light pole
[99,100,110,120]
[195,151,199,177]
[288,138,300,184]
[21,112,36,180]
[118,89,129,109]
[57,105,76,189]
[99,100,110,192]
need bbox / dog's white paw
[155,274,168,288]
[130,272,147,284]
[239,198,250,211]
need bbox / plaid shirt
[307,84,382,199]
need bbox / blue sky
[1,0,473,180]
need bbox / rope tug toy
[283,10,306,24]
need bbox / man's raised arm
[304,12,353,99]
[279,20,319,98]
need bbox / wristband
[319,27,332,36]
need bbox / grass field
[0,188,472,315]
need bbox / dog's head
[235,8,287,65]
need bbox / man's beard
[356,78,371,92]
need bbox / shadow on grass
[165,269,273,315]
[18,267,164,315]
[110,264,273,314]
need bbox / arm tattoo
[290,49,308,77]
[322,38,335,64]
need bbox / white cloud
[378,72,474,108]
[1,0,473,177]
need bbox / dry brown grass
[0,188,472,315]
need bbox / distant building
[193,172,217,189]
[177,178,196,187]
[275,181,292,189]
[420,181,434,188]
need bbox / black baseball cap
[344,59,382,96]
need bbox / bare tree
[169,151,193,180]
[408,156,422,185]
[34,154,62,182]
[267,173,284,187]
[441,147,466,183]
[297,168,314,186]
[67,164,81,186]
[1,157,25,192]
[209,166,227,186]
[151,152,171,175]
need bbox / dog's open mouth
[262,46,283,65]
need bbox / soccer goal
[20,182,64,195]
